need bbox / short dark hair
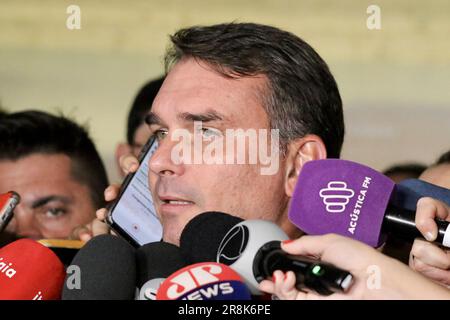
[436,150,450,165]
[127,77,165,145]
[383,163,427,179]
[165,22,344,158]
[0,110,109,208]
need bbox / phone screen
[108,137,162,246]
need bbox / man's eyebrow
[178,110,228,123]
[30,196,72,209]
[144,112,164,126]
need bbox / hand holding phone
[106,137,162,247]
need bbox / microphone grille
[180,211,242,264]
[62,234,136,300]
[136,241,186,287]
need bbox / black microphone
[180,211,243,264]
[180,212,354,296]
[388,179,450,242]
[62,234,136,300]
[136,241,187,300]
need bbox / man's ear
[284,135,327,197]
[115,143,132,178]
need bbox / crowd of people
[0,22,449,300]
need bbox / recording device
[0,239,65,300]
[180,211,354,295]
[107,136,162,247]
[156,262,252,300]
[62,234,136,300]
[217,219,353,295]
[0,191,20,233]
[288,159,450,248]
[136,241,187,300]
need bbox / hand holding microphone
[259,234,450,300]
[409,197,450,287]
[180,212,354,296]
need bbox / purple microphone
[288,159,450,248]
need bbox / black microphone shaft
[253,241,353,295]
[383,205,449,246]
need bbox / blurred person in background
[383,162,427,184]
[0,110,109,242]
[419,150,450,189]
[115,76,165,178]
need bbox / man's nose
[149,137,186,177]
[10,206,43,240]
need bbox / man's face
[0,153,97,240]
[148,58,289,245]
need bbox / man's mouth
[163,200,193,205]
[159,196,195,206]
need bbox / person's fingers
[265,269,346,300]
[119,154,139,175]
[408,250,415,268]
[279,271,299,300]
[272,270,284,285]
[96,208,108,221]
[272,270,290,300]
[410,256,450,287]
[416,197,450,241]
[70,225,92,242]
[410,239,450,270]
[104,184,120,202]
[281,234,340,260]
[258,280,275,295]
[91,218,110,237]
[79,233,92,242]
[282,271,296,291]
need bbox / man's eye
[154,129,168,141]
[44,208,67,218]
[200,127,222,139]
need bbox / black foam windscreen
[136,241,186,288]
[62,234,136,300]
[179,211,243,264]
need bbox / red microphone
[0,239,65,300]
[156,262,251,300]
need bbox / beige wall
[1,0,449,182]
